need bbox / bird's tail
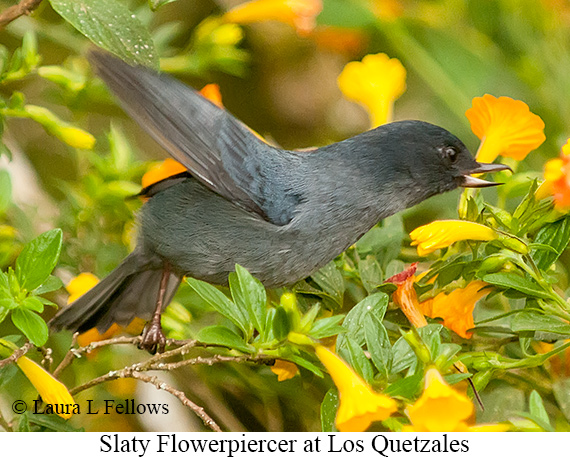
[50,253,181,334]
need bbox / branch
[0,342,32,368]
[0,0,43,30]
[130,371,222,432]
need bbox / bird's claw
[139,321,166,353]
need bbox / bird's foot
[139,320,166,353]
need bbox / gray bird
[50,51,509,351]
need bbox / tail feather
[50,254,181,334]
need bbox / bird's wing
[89,50,299,225]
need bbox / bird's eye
[442,146,459,163]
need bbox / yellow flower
[387,263,428,328]
[315,345,397,431]
[16,356,76,419]
[66,272,99,304]
[271,360,299,381]
[338,53,406,128]
[406,367,474,432]
[410,220,498,256]
[224,0,323,35]
[465,94,545,164]
[419,281,490,339]
[540,138,570,210]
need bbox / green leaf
[320,388,339,432]
[337,292,388,347]
[0,169,12,215]
[15,229,62,292]
[196,325,252,353]
[482,272,550,299]
[384,372,423,399]
[311,261,345,308]
[364,314,392,379]
[357,255,383,293]
[299,303,321,331]
[529,390,551,427]
[229,264,266,336]
[186,277,248,335]
[149,0,180,11]
[0,288,18,310]
[285,354,323,377]
[272,306,290,341]
[28,413,83,432]
[390,337,416,374]
[48,0,159,69]
[17,412,31,432]
[338,336,373,383]
[11,308,49,346]
[511,312,570,335]
[22,296,44,313]
[33,275,64,295]
[308,315,345,339]
[532,217,570,270]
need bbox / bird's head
[370,120,510,198]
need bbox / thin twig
[130,371,222,432]
[0,342,32,368]
[0,0,43,30]
[70,353,269,395]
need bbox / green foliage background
[1,0,570,432]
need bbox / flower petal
[407,367,474,432]
[16,356,76,419]
[337,53,406,127]
[224,0,323,35]
[465,94,545,163]
[419,281,490,339]
[410,220,498,256]
[315,345,397,432]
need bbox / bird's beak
[460,162,513,188]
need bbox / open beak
[460,162,513,188]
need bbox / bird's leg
[139,263,170,353]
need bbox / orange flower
[141,158,188,189]
[540,139,570,210]
[224,0,323,35]
[315,345,397,431]
[140,84,224,189]
[338,53,406,128]
[271,360,299,381]
[387,263,428,328]
[419,281,490,339]
[199,83,224,108]
[312,26,367,55]
[465,94,545,164]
